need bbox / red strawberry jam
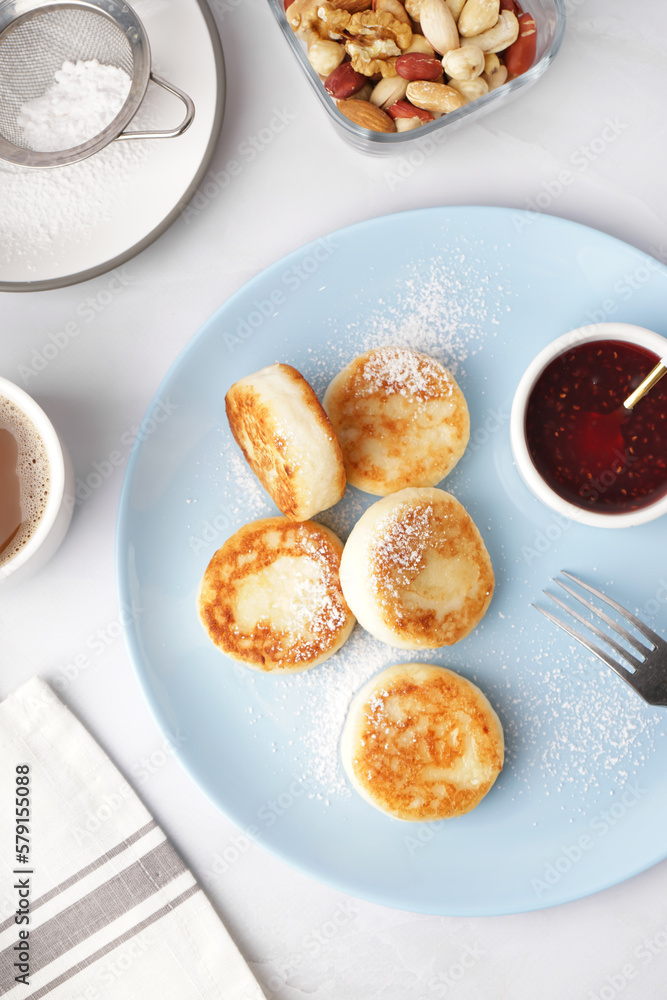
[525,340,667,512]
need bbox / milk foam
[0,396,50,567]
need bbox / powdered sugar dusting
[235,253,478,799]
[226,451,274,519]
[492,621,665,811]
[291,527,348,643]
[371,501,433,603]
[204,245,664,814]
[256,252,508,799]
[18,59,131,152]
[359,346,454,401]
[266,630,439,797]
[0,85,158,267]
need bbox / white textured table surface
[3,1,667,997]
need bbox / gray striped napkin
[0,678,264,999]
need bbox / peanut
[324,61,368,97]
[406,79,466,112]
[387,99,435,120]
[396,52,444,79]
[457,0,499,38]
[284,0,537,135]
[442,44,484,80]
[504,11,537,76]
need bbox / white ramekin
[510,322,667,529]
[0,376,74,585]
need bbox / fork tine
[533,604,635,683]
[561,571,662,648]
[555,579,652,657]
[543,591,644,671]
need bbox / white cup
[0,377,74,585]
[510,322,667,529]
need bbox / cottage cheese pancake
[339,487,494,649]
[341,663,504,821]
[323,347,469,495]
[198,517,355,672]
[225,363,346,521]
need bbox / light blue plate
[116,207,667,915]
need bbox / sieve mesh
[0,7,135,150]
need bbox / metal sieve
[0,0,195,167]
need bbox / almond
[330,0,373,11]
[395,52,443,80]
[419,0,459,55]
[336,99,397,132]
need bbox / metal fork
[533,571,667,707]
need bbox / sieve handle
[115,73,195,141]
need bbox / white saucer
[0,0,224,291]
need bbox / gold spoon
[623,356,667,410]
[577,356,666,473]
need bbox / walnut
[318,9,412,76]
[286,0,336,40]
[348,44,399,76]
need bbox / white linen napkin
[0,677,264,999]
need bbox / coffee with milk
[0,395,50,567]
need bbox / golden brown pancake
[339,487,494,649]
[225,363,346,521]
[198,517,355,672]
[323,347,469,496]
[341,663,504,821]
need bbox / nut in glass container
[268,0,566,154]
